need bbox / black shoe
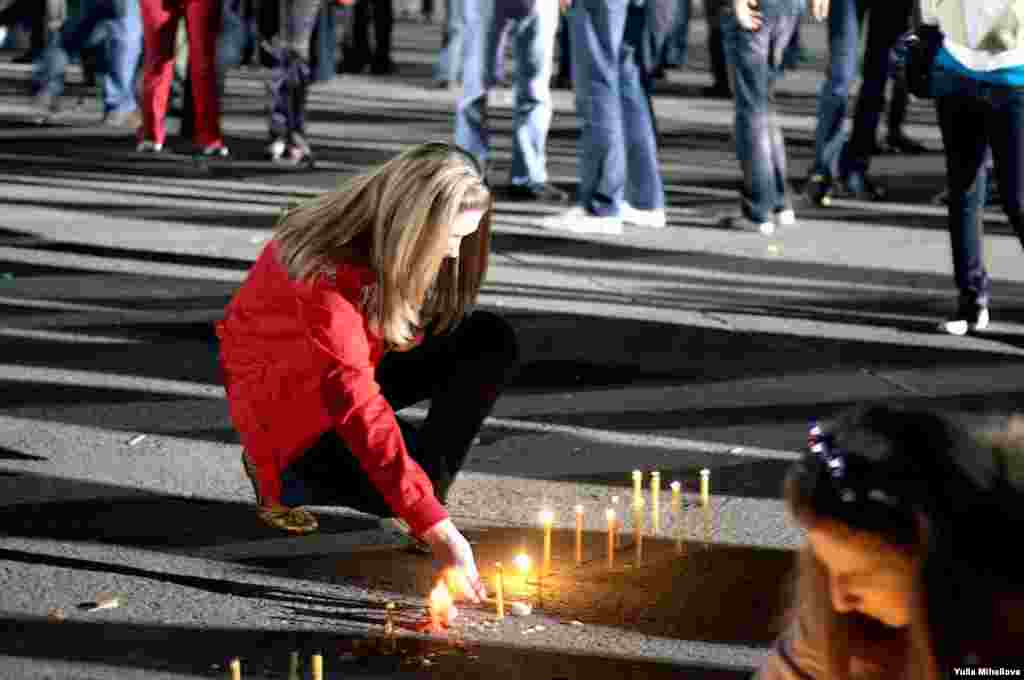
[551,74,573,90]
[507,182,569,203]
[370,59,397,75]
[11,51,38,64]
[940,295,990,336]
[886,133,928,155]
[802,174,834,207]
[702,83,732,99]
[833,172,886,201]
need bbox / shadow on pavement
[0,613,754,679]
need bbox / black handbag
[903,23,945,99]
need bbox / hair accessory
[808,419,899,509]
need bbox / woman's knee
[463,310,520,374]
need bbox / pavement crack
[859,368,926,395]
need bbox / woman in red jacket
[216,142,517,601]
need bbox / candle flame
[606,508,616,522]
[574,504,584,514]
[429,581,458,630]
[514,553,531,574]
[539,509,554,525]
[671,481,681,491]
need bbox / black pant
[0,0,46,56]
[344,0,393,71]
[279,310,519,515]
[839,0,912,174]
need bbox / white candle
[574,505,584,565]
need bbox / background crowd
[1,0,1022,335]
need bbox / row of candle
[227,652,318,680]
[491,468,716,619]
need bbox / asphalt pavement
[2,13,1024,680]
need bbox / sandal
[241,450,319,535]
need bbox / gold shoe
[242,450,319,534]
[257,505,319,535]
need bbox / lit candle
[539,509,554,576]
[574,504,584,565]
[514,552,531,582]
[229,658,241,680]
[633,504,643,566]
[606,508,616,569]
[495,562,505,619]
[650,471,661,534]
[632,469,643,508]
[429,582,455,632]
[311,653,323,680]
[611,495,622,547]
[700,468,711,508]
[384,601,396,637]
[671,480,683,554]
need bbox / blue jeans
[810,0,861,179]
[722,11,799,223]
[934,68,1024,305]
[455,0,559,186]
[34,0,142,114]
[433,0,464,82]
[571,0,664,216]
[661,0,690,67]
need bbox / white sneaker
[136,140,163,153]
[775,208,796,227]
[622,203,667,228]
[537,206,624,235]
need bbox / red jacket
[215,241,447,536]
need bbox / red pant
[139,0,222,147]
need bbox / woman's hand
[809,0,829,22]
[421,518,488,603]
[734,0,763,31]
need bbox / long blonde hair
[274,142,492,347]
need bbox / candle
[229,658,241,680]
[633,505,643,566]
[574,504,584,565]
[288,651,300,680]
[539,509,554,576]
[650,471,661,534]
[429,582,455,632]
[611,495,621,547]
[311,654,323,680]
[669,481,681,554]
[606,508,616,569]
[516,548,532,577]
[495,562,505,618]
[632,470,643,508]
[384,601,396,637]
[700,469,711,508]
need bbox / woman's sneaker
[197,142,230,158]
[802,174,833,207]
[940,297,990,336]
[136,140,163,153]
